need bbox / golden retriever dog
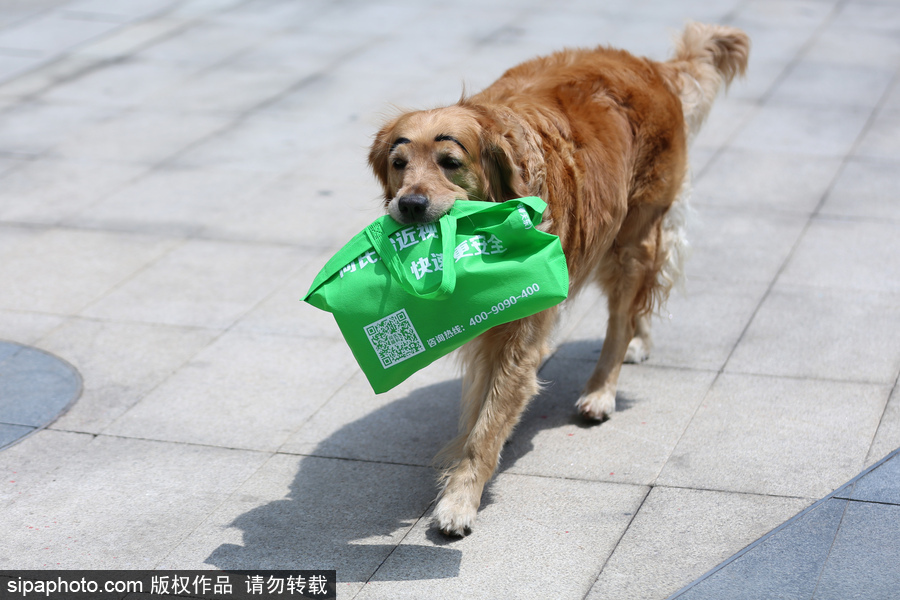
[368,22,749,536]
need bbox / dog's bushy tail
[653,24,748,311]
[668,22,750,141]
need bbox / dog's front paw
[576,389,616,421]
[433,488,479,537]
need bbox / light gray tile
[551,278,764,374]
[0,0,70,32]
[0,310,66,347]
[164,453,436,585]
[71,17,190,61]
[0,435,270,569]
[172,111,369,175]
[692,149,842,215]
[68,0,184,19]
[41,58,200,108]
[0,228,179,315]
[134,21,263,68]
[0,158,145,224]
[142,66,301,114]
[728,21,812,64]
[504,363,716,485]
[692,99,756,152]
[867,385,900,468]
[642,279,769,371]
[0,54,96,100]
[767,61,894,109]
[104,331,358,451]
[779,217,900,294]
[658,374,889,498]
[0,9,121,58]
[726,284,900,383]
[685,208,809,283]
[200,177,379,248]
[235,252,351,339]
[814,501,900,600]
[729,58,792,102]
[40,318,218,433]
[72,164,280,237]
[80,239,307,329]
[736,0,837,30]
[586,487,810,600]
[804,24,900,69]
[359,474,648,600]
[834,1,900,32]
[884,77,900,113]
[731,104,872,157]
[0,100,120,156]
[279,356,461,464]
[820,157,900,220]
[52,109,231,165]
[855,109,900,160]
[0,429,96,505]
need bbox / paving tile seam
[359,501,440,593]
[584,484,654,600]
[718,367,900,388]
[869,372,900,463]
[830,497,900,508]
[44,429,273,456]
[649,482,818,504]
[272,450,435,472]
[497,469,655,490]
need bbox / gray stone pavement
[1,0,899,598]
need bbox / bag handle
[365,213,458,300]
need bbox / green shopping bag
[302,197,569,393]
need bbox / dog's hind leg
[575,290,640,420]
[623,313,652,364]
[577,209,669,420]
[433,307,558,536]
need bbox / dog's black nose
[397,194,429,221]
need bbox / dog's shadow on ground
[205,339,635,580]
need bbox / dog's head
[368,104,526,224]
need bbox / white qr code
[364,309,426,369]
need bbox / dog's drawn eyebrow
[389,137,411,153]
[435,134,469,155]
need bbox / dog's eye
[392,159,407,170]
[439,157,462,170]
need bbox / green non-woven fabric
[303,197,569,393]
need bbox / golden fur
[368,22,749,536]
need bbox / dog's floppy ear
[474,108,530,202]
[368,117,398,200]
